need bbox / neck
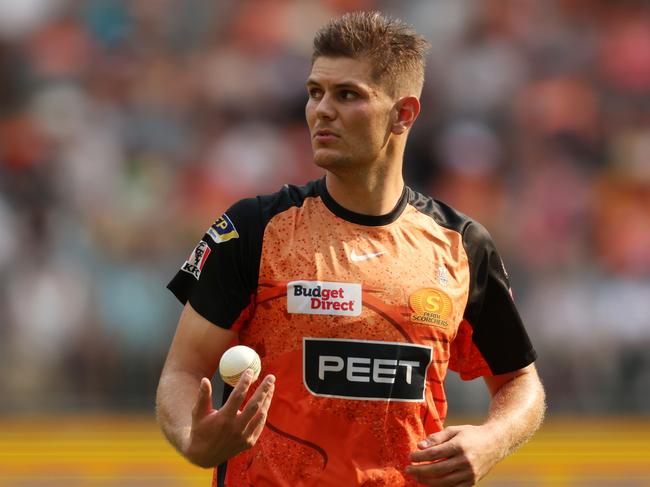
[324,162,405,216]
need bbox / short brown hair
[312,11,430,96]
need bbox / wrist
[478,422,510,460]
[183,427,229,469]
[178,426,197,461]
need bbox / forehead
[308,56,377,87]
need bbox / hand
[405,425,502,486]
[184,369,276,468]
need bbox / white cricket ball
[219,345,261,387]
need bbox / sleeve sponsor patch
[207,213,239,244]
[181,240,211,280]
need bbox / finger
[406,455,467,480]
[220,369,255,415]
[238,375,276,425]
[406,462,471,486]
[410,427,460,462]
[418,427,459,449]
[242,380,275,440]
[410,440,460,463]
[191,377,213,421]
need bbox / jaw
[313,147,349,170]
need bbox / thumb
[192,377,213,421]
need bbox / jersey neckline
[317,177,409,227]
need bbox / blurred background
[0,0,649,485]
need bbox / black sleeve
[167,197,263,329]
[463,222,537,374]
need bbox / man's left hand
[404,424,502,486]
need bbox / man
[157,11,545,487]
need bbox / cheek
[360,112,390,143]
[305,101,316,127]
[304,110,311,127]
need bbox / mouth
[313,129,339,142]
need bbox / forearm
[483,370,546,460]
[156,369,203,456]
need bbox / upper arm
[482,363,540,397]
[161,302,236,380]
[167,197,263,329]
[162,199,265,381]
[451,222,536,380]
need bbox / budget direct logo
[409,288,453,327]
[287,281,362,316]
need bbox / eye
[308,87,323,99]
[339,90,358,100]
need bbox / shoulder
[406,187,491,245]
[256,179,322,221]
[221,179,322,234]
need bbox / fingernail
[418,440,429,448]
[243,369,253,379]
[267,375,276,384]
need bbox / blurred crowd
[0,0,649,414]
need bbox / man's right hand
[184,369,276,468]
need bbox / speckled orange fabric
[222,195,481,486]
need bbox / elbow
[535,375,547,427]
[154,375,166,421]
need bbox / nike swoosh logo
[350,250,387,262]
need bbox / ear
[391,96,421,135]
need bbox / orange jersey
[168,178,536,486]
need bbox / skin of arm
[156,303,275,468]
[406,363,546,486]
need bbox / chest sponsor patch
[181,240,211,280]
[207,213,239,244]
[303,338,432,402]
[287,281,362,316]
[409,288,453,327]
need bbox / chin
[313,149,349,170]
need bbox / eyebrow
[306,79,369,91]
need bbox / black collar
[318,177,408,227]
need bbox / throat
[325,172,404,216]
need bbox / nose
[315,92,336,121]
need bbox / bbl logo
[409,288,453,328]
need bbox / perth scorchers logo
[409,288,453,328]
